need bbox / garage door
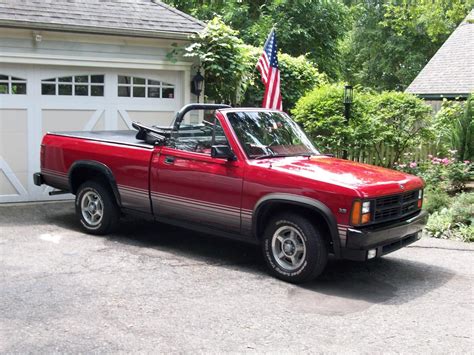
[0,63,184,203]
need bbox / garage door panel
[42,110,96,135]
[0,109,28,132]
[0,109,28,194]
[0,170,18,195]
[125,111,175,127]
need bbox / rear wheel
[262,213,328,283]
[75,181,119,235]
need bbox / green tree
[183,17,248,104]
[163,0,350,79]
[341,0,473,90]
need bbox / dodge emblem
[400,184,405,190]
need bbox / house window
[0,75,27,95]
[41,75,104,96]
[117,76,175,99]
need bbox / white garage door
[0,63,184,203]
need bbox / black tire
[75,180,119,235]
[262,213,328,283]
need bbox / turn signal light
[351,200,372,225]
[361,213,371,224]
[351,200,361,225]
[418,189,423,208]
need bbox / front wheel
[75,181,119,235]
[262,213,328,283]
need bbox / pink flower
[442,158,450,165]
[409,162,417,168]
[464,160,470,164]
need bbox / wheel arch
[252,194,341,257]
[68,160,121,207]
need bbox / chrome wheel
[271,225,306,271]
[81,191,104,226]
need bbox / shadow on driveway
[9,201,455,315]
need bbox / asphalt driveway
[1,201,473,353]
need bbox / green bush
[424,192,474,242]
[450,193,474,225]
[182,17,248,104]
[241,45,321,111]
[394,154,473,193]
[292,83,373,154]
[367,91,433,165]
[433,95,474,161]
[423,188,450,214]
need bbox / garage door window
[0,75,27,95]
[41,75,104,96]
[118,76,174,99]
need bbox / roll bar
[172,104,231,130]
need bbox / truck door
[150,114,244,234]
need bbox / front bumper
[340,210,428,261]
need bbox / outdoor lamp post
[343,85,353,159]
[191,69,205,103]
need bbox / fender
[252,193,341,258]
[68,160,122,207]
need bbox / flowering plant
[394,151,472,193]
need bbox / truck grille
[373,190,420,223]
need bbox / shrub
[182,17,248,104]
[423,188,450,214]
[395,154,472,193]
[450,193,474,225]
[425,209,454,239]
[241,45,322,111]
[433,95,474,161]
[424,192,474,242]
[367,91,433,165]
[292,83,373,154]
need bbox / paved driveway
[1,202,473,353]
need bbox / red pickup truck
[34,104,428,283]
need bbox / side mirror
[211,145,236,161]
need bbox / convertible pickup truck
[34,104,428,283]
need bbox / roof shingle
[406,9,474,97]
[0,0,204,38]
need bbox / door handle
[164,156,175,165]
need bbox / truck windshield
[226,111,319,159]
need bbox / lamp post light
[191,69,205,103]
[343,85,353,159]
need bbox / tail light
[40,144,45,167]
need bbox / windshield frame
[223,110,319,160]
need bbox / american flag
[256,29,282,111]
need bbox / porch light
[342,85,353,159]
[191,69,205,102]
[344,85,353,104]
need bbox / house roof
[0,0,204,39]
[406,9,474,98]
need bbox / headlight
[362,201,371,214]
[351,200,372,225]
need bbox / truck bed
[49,130,154,149]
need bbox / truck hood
[260,155,424,197]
